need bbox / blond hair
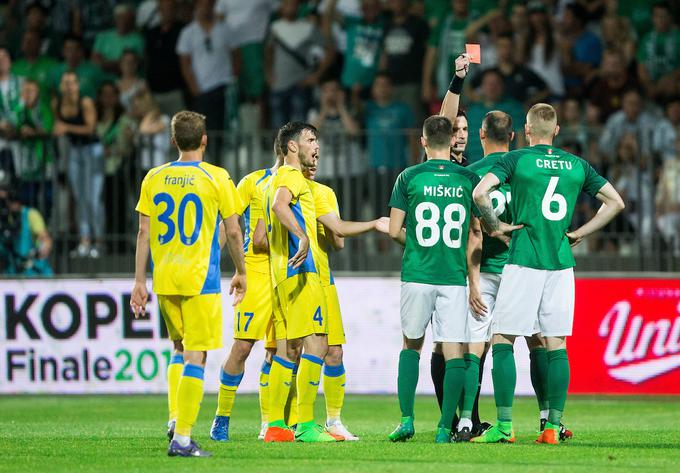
[526,103,557,138]
[171,111,206,151]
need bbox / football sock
[285,365,298,427]
[167,353,183,422]
[268,355,294,425]
[259,361,271,424]
[530,347,550,412]
[439,358,466,429]
[216,369,243,417]
[297,354,323,424]
[175,364,205,437]
[430,351,445,410]
[323,363,346,421]
[492,343,516,423]
[398,349,420,418]
[461,353,481,421]
[457,417,473,431]
[547,349,570,427]
[472,352,486,425]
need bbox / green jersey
[389,159,480,286]
[489,144,607,270]
[467,152,512,274]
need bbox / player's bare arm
[252,219,269,253]
[272,186,309,269]
[467,216,487,319]
[388,208,407,246]
[218,221,227,249]
[223,213,247,306]
[473,173,523,241]
[566,182,625,247]
[317,212,390,238]
[131,213,150,318]
[439,54,470,123]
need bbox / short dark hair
[25,1,48,16]
[277,121,318,157]
[171,111,206,151]
[373,71,392,83]
[482,111,513,144]
[456,108,467,120]
[63,33,84,47]
[423,115,453,149]
[566,3,588,24]
[653,1,672,13]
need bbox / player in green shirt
[387,115,518,443]
[471,103,625,445]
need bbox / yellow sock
[268,356,294,425]
[175,364,205,437]
[167,353,184,422]
[216,369,243,417]
[285,368,298,427]
[259,361,271,424]
[323,363,346,421]
[297,354,323,424]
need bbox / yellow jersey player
[210,140,283,442]
[130,111,246,458]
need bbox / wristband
[448,74,465,94]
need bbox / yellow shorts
[265,290,286,349]
[324,284,346,346]
[158,293,223,351]
[233,267,273,341]
[275,272,327,340]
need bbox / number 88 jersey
[389,159,481,286]
[136,161,244,296]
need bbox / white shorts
[400,282,468,343]
[468,273,501,343]
[493,264,575,337]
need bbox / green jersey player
[387,115,518,444]
[472,103,625,445]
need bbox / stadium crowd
[0,0,679,273]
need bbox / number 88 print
[414,202,467,248]
[153,192,204,245]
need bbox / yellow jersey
[237,168,274,272]
[264,165,321,287]
[308,180,339,287]
[136,161,243,296]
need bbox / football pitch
[1,394,679,472]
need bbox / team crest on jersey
[548,148,553,154]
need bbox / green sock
[397,349,420,418]
[491,344,516,422]
[439,358,466,428]
[547,349,570,425]
[530,347,549,411]
[460,353,480,419]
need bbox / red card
[466,43,481,64]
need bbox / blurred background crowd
[0,0,678,275]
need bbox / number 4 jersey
[136,161,244,295]
[389,159,481,286]
[489,144,607,270]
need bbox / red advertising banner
[570,279,680,394]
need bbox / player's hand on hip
[468,285,488,321]
[288,234,310,269]
[374,216,390,234]
[455,53,470,78]
[229,272,247,306]
[130,282,148,319]
[566,231,583,247]
[490,222,523,246]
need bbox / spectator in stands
[325,0,385,97]
[0,183,53,276]
[0,47,22,179]
[96,82,126,178]
[11,30,57,100]
[464,7,510,70]
[7,2,61,59]
[586,49,641,123]
[598,89,655,159]
[465,69,526,162]
[516,1,564,98]
[131,90,171,172]
[471,32,550,109]
[652,96,680,161]
[137,0,161,31]
[52,71,104,259]
[117,50,148,113]
[177,0,240,131]
[556,98,589,158]
[92,4,146,75]
[73,0,117,47]
[380,0,429,124]
[49,34,106,99]
[559,2,603,96]
[144,0,186,117]
[600,14,637,68]
[637,1,680,99]
[656,134,680,256]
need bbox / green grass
[1,394,679,472]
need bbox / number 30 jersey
[389,159,481,286]
[489,144,607,270]
[136,161,244,296]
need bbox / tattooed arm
[473,173,523,241]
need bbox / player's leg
[158,296,184,441]
[436,341,465,443]
[456,341,485,441]
[431,342,445,410]
[526,333,550,429]
[258,347,275,439]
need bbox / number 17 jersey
[389,159,480,286]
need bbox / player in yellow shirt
[210,140,284,442]
[130,111,246,458]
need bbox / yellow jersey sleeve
[218,168,244,219]
[276,166,305,201]
[135,171,152,216]
[236,174,254,215]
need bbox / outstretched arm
[566,182,625,246]
[317,212,390,238]
[439,53,470,123]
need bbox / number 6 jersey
[389,159,481,286]
[136,161,244,295]
[489,144,607,270]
